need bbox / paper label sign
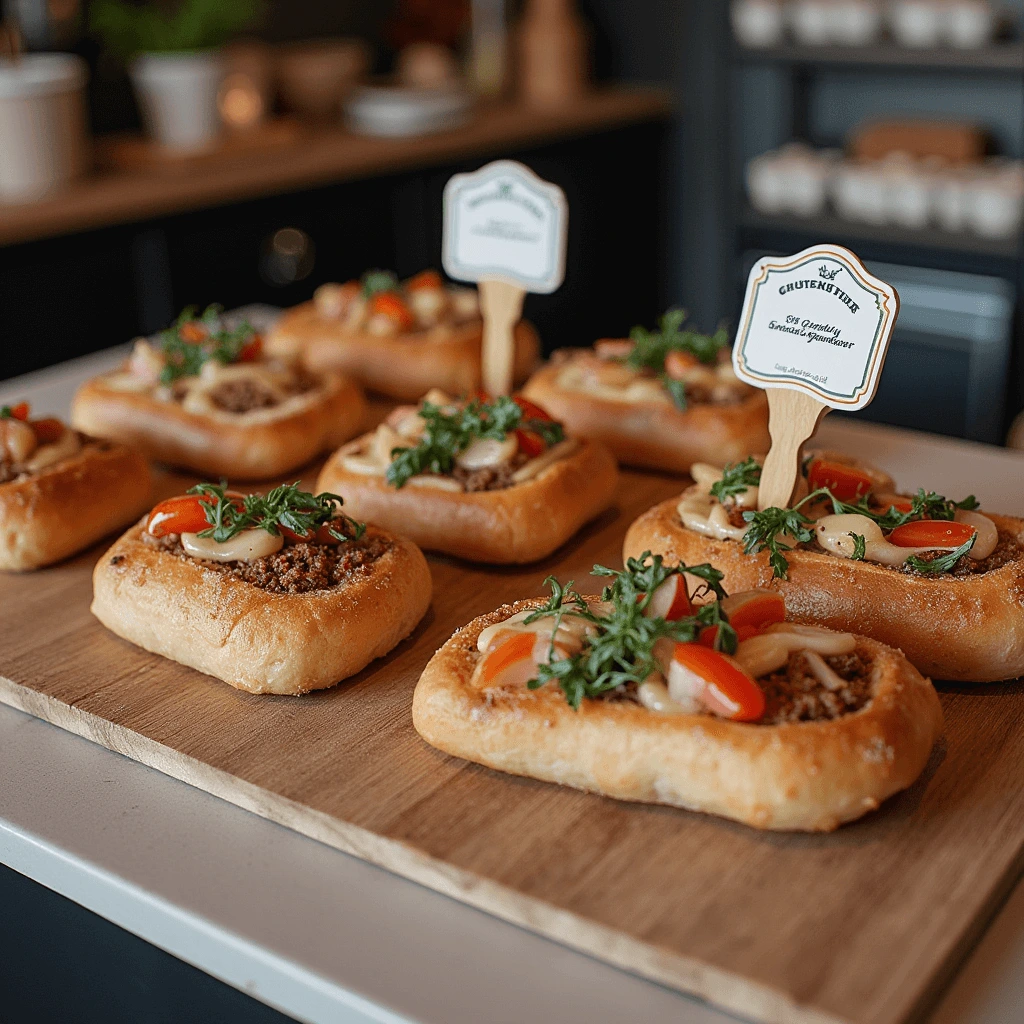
[732,244,899,411]
[442,159,568,294]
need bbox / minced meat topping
[759,650,874,724]
[451,452,531,492]
[895,531,1023,577]
[208,378,279,413]
[140,531,390,594]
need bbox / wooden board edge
[0,672,854,1024]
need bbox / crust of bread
[266,303,540,401]
[413,598,943,832]
[316,439,618,564]
[521,360,771,473]
[70,370,365,480]
[624,498,1024,683]
[0,442,152,571]
[91,523,432,694]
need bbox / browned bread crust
[91,523,432,694]
[316,439,618,564]
[0,442,151,571]
[521,360,771,473]
[624,498,1024,683]
[70,371,365,480]
[266,303,540,401]
[413,599,943,832]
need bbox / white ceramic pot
[784,155,830,216]
[889,0,943,48]
[967,169,1024,238]
[130,50,223,152]
[881,158,932,229]
[933,171,970,232]
[746,153,788,213]
[832,0,884,46]
[730,0,785,48]
[0,53,88,202]
[788,0,832,45]
[944,0,995,49]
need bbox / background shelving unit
[723,18,1024,443]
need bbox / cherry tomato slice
[146,492,244,537]
[238,335,263,362]
[664,349,699,380]
[369,292,415,331]
[889,520,976,548]
[515,428,546,459]
[3,402,30,420]
[405,269,444,291]
[30,418,65,444]
[807,458,876,502]
[280,521,346,546]
[479,630,538,687]
[512,395,554,422]
[671,644,765,722]
[698,623,763,648]
[644,573,693,621]
[722,590,786,631]
[179,321,207,344]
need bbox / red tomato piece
[889,520,976,548]
[593,338,634,359]
[4,402,29,420]
[30,418,65,444]
[671,644,765,722]
[479,630,539,688]
[698,623,762,648]
[238,335,263,362]
[146,492,244,537]
[515,428,546,459]
[722,590,786,631]
[644,573,693,621]
[512,395,554,422]
[807,458,876,502]
[405,269,444,291]
[369,292,415,331]
[280,521,346,546]
[179,321,207,344]
[664,349,699,380]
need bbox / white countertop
[2,352,1024,1024]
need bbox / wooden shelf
[738,205,1023,262]
[734,40,1024,73]
[0,88,672,248]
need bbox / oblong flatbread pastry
[0,401,151,571]
[623,453,1024,682]
[414,554,942,831]
[92,482,431,694]
[72,305,365,479]
[317,390,618,564]
[521,309,769,473]
[267,269,539,401]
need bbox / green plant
[91,0,263,57]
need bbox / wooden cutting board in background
[1,464,1023,1024]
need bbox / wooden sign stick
[757,389,830,511]
[478,277,526,397]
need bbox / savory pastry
[0,401,151,571]
[413,553,943,831]
[266,269,540,401]
[623,453,1024,682]
[521,308,770,473]
[72,305,366,479]
[317,390,618,564]
[92,483,431,694]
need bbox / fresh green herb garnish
[849,533,866,560]
[626,308,729,371]
[710,457,762,504]
[0,406,13,419]
[661,375,688,411]
[740,487,834,580]
[156,305,257,384]
[904,534,976,574]
[187,482,365,544]
[386,396,564,489]
[522,553,733,710]
[361,269,399,297]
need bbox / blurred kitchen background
[0,0,1022,446]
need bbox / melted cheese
[180,529,283,563]
[733,623,856,678]
[23,429,81,472]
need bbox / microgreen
[386,397,564,489]
[626,308,729,371]
[156,305,258,384]
[361,269,399,297]
[710,457,762,504]
[187,482,365,544]
[849,532,866,560]
[905,534,976,574]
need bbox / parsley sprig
[905,534,976,574]
[386,397,564,489]
[521,553,735,710]
[157,305,257,384]
[361,269,399,297]
[187,482,365,544]
[710,457,762,503]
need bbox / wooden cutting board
[1,464,1023,1024]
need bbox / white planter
[889,0,943,48]
[730,0,785,48]
[788,0,832,45]
[130,51,223,152]
[0,53,89,202]
[944,0,995,49]
[746,153,788,213]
